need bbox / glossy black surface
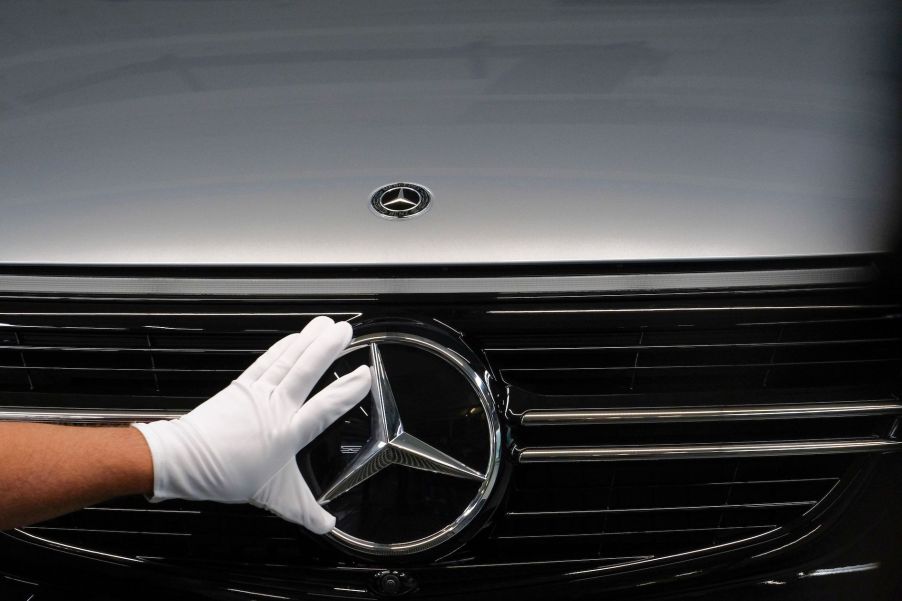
[2,455,901,600]
[0,257,900,599]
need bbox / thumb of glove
[252,461,336,535]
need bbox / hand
[132,316,370,534]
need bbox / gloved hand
[132,316,370,534]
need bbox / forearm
[0,423,153,530]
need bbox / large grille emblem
[305,332,501,556]
[318,343,484,504]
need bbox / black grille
[2,268,900,571]
[490,455,849,562]
[17,497,315,566]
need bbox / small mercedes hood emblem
[370,182,432,219]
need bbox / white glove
[132,316,370,534]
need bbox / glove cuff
[131,419,193,503]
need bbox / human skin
[0,423,153,530]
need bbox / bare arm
[0,423,153,530]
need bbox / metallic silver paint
[0,1,898,265]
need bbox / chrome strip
[21,526,190,536]
[520,401,902,425]
[0,408,183,424]
[489,303,892,315]
[0,266,874,296]
[486,337,896,352]
[494,524,775,539]
[517,439,902,463]
[506,500,817,517]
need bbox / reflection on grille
[480,283,900,563]
[487,456,851,563]
[16,497,315,566]
[2,266,900,570]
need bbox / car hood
[0,1,898,266]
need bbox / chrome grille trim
[486,337,900,352]
[494,524,777,540]
[0,265,875,296]
[0,408,183,424]
[516,439,902,463]
[520,401,902,425]
[506,500,818,517]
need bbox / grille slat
[0,345,266,353]
[507,500,818,516]
[516,439,898,463]
[495,525,777,540]
[502,357,901,372]
[520,400,902,425]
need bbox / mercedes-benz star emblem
[318,343,484,503]
[370,182,432,219]
[303,331,501,556]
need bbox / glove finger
[256,462,336,534]
[288,364,371,452]
[236,332,296,384]
[278,321,354,403]
[258,316,334,388]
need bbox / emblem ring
[369,182,433,219]
[319,332,501,556]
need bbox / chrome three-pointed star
[317,343,485,504]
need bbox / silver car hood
[0,1,898,266]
